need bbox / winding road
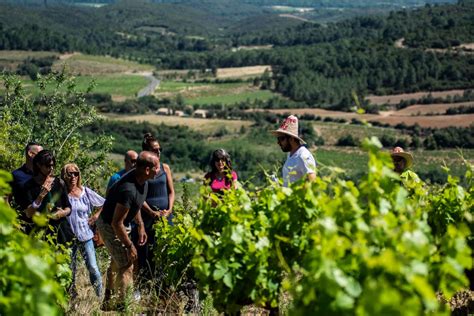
[136,72,160,98]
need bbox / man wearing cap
[272,115,317,187]
[390,146,421,186]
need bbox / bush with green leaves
[289,138,471,315]
[0,72,114,190]
[187,138,471,314]
[0,170,70,315]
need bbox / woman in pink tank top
[204,149,238,194]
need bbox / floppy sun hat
[391,146,413,168]
[271,115,306,144]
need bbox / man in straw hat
[272,115,316,187]
[390,146,420,184]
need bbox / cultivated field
[53,53,154,75]
[156,80,276,105]
[254,107,474,128]
[393,102,474,116]
[19,74,149,99]
[216,65,272,79]
[312,122,403,146]
[367,89,467,105]
[0,50,59,71]
[105,113,253,134]
[315,147,473,180]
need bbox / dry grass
[372,114,474,128]
[0,50,60,71]
[460,43,474,50]
[394,102,474,116]
[367,89,467,105]
[216,65,272,79]
[252,108,474,128]
[234,45,273,51]
[53,53,153,75]
[0,50,59,60]
[105,113,253,134]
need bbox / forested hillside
[1,1,472,108]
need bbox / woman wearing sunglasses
[205,148,238,194]
[20,149,72,242]
[61,163,104,298]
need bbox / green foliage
[152,137,472,314]
[289,138,470,314]
[0,170,70,315]
[427,162,473,238]
[0,73,115,189]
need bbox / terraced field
[253,106,474,128]
[156,80,276,105]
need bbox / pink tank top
[205,171,237,193]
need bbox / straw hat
[271,115,306,144]
[391,146,413,168]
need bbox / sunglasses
[42,163,55,168]
[277,136,287,142]
[152,147,162,154]
[130,159,137,164]
[67,171,80,177]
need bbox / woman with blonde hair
[61,163,104,298]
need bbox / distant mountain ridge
[0,0,457,7]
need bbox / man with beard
[272,115,316,187]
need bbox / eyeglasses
[67,171,80,177]
[43,163,55,169]
[130,159,137,164]
[152,147,162,154]
[392,157,405,163]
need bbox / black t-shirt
[19,177,73,242]
[11,164,34,207]
[101,169,148,226]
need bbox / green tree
[0,71,114,189]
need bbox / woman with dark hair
[61,163,104,298]
[133,132,175,279]
[204,149,238,193]
[19,149,73,243]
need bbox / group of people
[9,134,175,310]
[8,115,418,311]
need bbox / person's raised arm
[25,177,53,218]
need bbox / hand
[26,208,37,218]
[40,177,54,197]
[138,227,147,246]
[160,209,172,217]
[50,208,64,220]
[88,213,99,226]
[126,244,137,263]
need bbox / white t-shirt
[282,146,316,187]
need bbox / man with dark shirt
[97,151,159,310]
[11,142,43,206]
